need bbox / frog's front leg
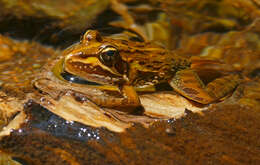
[94,85,141,111]
[169,69,240,104]
[120,85,141,107]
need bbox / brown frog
[52,30,240,109]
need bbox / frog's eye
[99,46,119,67]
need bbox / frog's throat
[52,57,65,81]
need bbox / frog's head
[59,30,129,85]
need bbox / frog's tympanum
[45,30,240,111]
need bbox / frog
[51,30,240,109]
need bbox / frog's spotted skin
[53,30,240,108]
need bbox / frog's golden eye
[99,46,119,67]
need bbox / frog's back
[108,38,191,87]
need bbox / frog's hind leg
[169,69,240,104]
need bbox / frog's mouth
[60,71,101,86]
[52,58,102,86]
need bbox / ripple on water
[22,101,101,142]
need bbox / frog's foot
[170,69,240,104]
